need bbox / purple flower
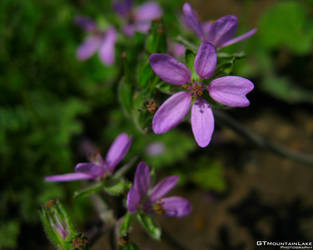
[169,41,185,58]
[45,133,132,182]
[150,42,254,147]
[127,162,192,217]
[75,16,117,65]
[182,3,257,49]
[113,0,162,36]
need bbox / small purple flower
[146,142,165,156]
[75,16,117,66]
[182,3,257,49]
[150,42,254,147]
[45,133,132,182]
[169,41,185,58]
[127,162,192,217]
[113,0,163,36]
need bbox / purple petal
[208,76,254,107]
[170,42,185,58]
[105,133,132,173]
[74,162,106,177]
[149,54,191,85]
[76,36,101,61]
[202,21,213,35]
[191,98,214,148]
[99,28,117,65]
[182,3,205,40]
[135,21,151,34]
[194,42,217,79]
[113,0,133,17]
[161,197,192,217]
[152,91,191,134]
[75,16,97,33]
[134,2,163,22]
[45,173,92,182]
[123,24,135,37]
[206,15,238,47]
[127,186,141,213]
[149,176,179,202]
[219,28,257,48]
[133,162,150,200]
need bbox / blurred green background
[0,0,312,249]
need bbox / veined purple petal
[152,91,191,134]
[150,54,191,85]
[113,0,133,17]
[135,21,151,34]
[127,186,141,213]
[99,28,117,66]
[149,176,179,202]
[105,133,132,173]
[191,98,214,148]
[134,162,151,200]
[134,2,163,22]
[45,173,92,182]
[194,42,217,79]
[182,3,205,40]
[75,163,106,177]
[202,21,213,35]
[219,28,257,48]
[206,15,238,47]
[161,197,192,217]
[76,36,101,61]
[208,76,254,107]
[75,16,97,33]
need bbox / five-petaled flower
[183,2,257,49]
[113,0,162,36]
[75,16,117,66]
[127,162,192,217]
[45,133,132,182]
[150,42,254,147]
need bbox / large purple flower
[113,0,162,36]
[45,133,132,182]
[150,42,254,147]
[75,16,117,66]
[127,162,192,217]
[183,3,257,49]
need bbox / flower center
[183,83,204,100]
[153,202,165,215]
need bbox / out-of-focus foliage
[233,0,313,104]
[0,0,115,247]
[0,0,210,248]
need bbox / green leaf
[259,1,313,54]
[185,49,199,82]
[137,59,155,88]
[73,182,103,200]
[191,159,226,192]
[146,21,167,53]
[118,78,133,115]
[120,212,135,237]
[261,75,313,104]
[136,213,161,240]
[103,178,129,196]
